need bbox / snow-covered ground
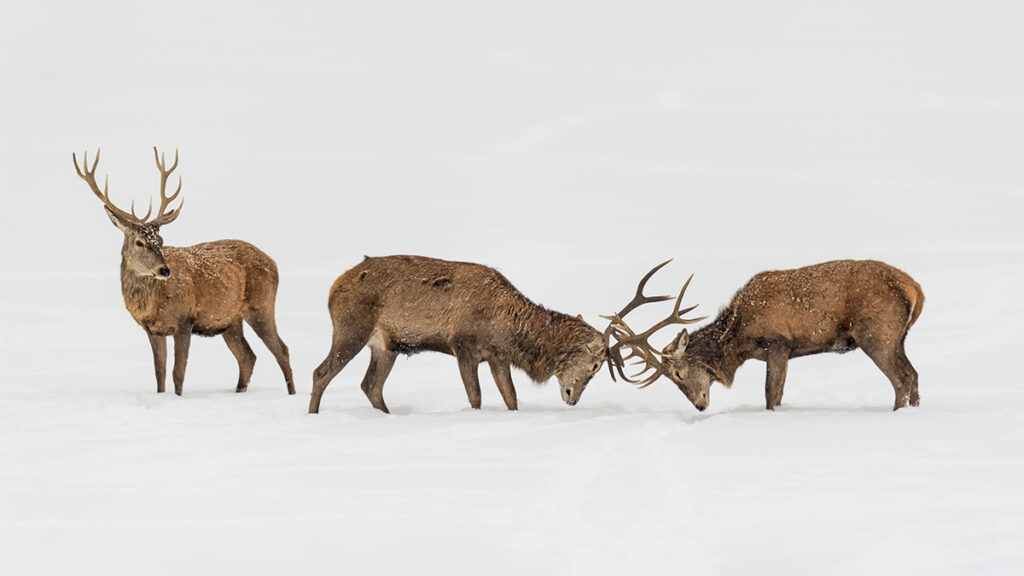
[1,1,1022,574]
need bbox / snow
[1,1,1022,574]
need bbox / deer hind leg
[244,308,295,395]
[359,345,397,414]
[897,341,920,407]
[764,342,790,410]
[858,333,911,410]
[487,360,518,411]
[223,319,257,393]
[172,325,193,396]
[147,334,167,393]
[310,316,375,414]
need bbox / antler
[605,269,707,387]
[149,147,183,226]
[73,149,153,224]
[599,260,673,381]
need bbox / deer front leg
[148,334,167,393]
[456,354,482,409]
[172,324,193,396]
[764,343,790,410]
[487,360,518,411]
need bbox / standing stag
[73,148,294,396]
[605,260,924,411]
[310,256,675,413]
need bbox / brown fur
[660,260,924,411]
[110,222,295,396]
[76,148,294,396]
[310,255,607,413]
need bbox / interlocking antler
[73,147,184,227]
[149,147,183,226]
[599,260,673,381]
[73,149,152,224]
[604,265,707,387]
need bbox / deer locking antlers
[602,260,707,388]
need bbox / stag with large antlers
[310,256,683,413]
[73,148,294,396]
[606,260,924,412]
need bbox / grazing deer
[605,260,924,411]
[310,256,675,413]
[73,148,294,396]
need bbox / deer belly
[373,326,455,357]
[191,309,240,337]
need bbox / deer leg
[456,354,482,409]
[244,310,295,395]
[859,337,910,410]
[897,343,920,407]
[310,324,374,414]
[359,345,397,414]
[172,326,193,396]
[223,319,257,393]
[487,360,518,411]
[764,343,790,410]
[148,334,167,393]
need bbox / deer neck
[120,258,166,321]
[508,303,589,383]
[690,308,741,387]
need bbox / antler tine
[602,259,674,334]
[612,275,705,354]
[601,260,675,381]
[605,270,706,388]
[72,148,146,224]
[148,147,184,226]
[130,197,153,222]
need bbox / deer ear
[104,206,131,233]
[664,329,689,359]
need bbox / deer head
[603,263,711,409]
[73,148,183,280]
[555,333,608,406]
[658,329,718,411]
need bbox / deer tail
[903,279,925,330]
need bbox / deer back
[727,260,923,353]
[330,255,536,345]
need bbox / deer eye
[135,240,145,247]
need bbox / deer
[604,260,924,412]
[73,148,295,396]
[309,256,678,414]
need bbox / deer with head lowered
[309,256,678,413]
[73,148,294,396]
[605,260,924,412]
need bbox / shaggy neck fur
[689,306,743,386]
[119,248,165,320]
[505,294,597,383]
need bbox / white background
[1,1,1022,574]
